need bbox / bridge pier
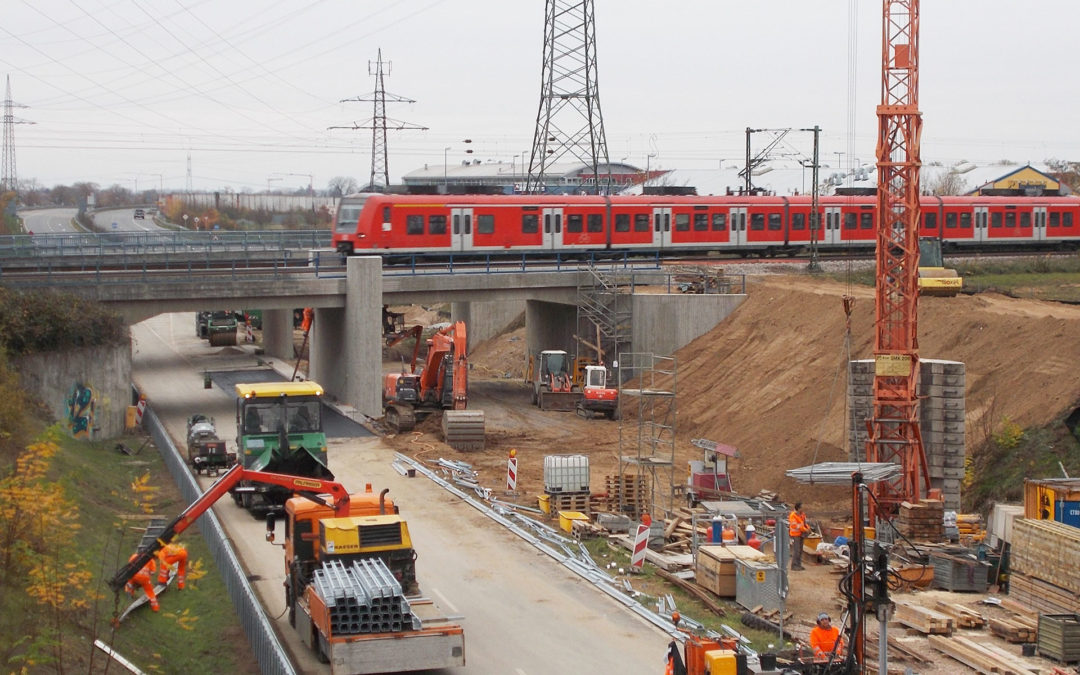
[261,309,294,361]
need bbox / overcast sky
[3,1,1078,196]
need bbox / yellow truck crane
[109,465,465,674]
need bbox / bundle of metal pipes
[785,462,902,485]
[311,558,417,635]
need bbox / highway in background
[19,208,78,234]
[93,207,168,233]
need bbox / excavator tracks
[385,404,417,433]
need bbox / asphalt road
[130,312,669,674]
[19,207,78,234]
[94,207,166,232]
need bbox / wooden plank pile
[896,499,945,541]
[1010,518,1080,614]
[928,634,1042,675]
[989,616,1038,643]
[933,600,987,629]
[894,601,954,635]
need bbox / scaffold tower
[616,353,677,520]
[526,0,612,195]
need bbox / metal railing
[0,230,331,259]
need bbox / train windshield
[335,196,368,233]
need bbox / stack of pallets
[896,499,945,541]
[602,474,647,515]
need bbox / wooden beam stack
[988,616,1037,643]
[1010,518,1080,614]
[896,499,945,541]
[933,600,987,629]
[929,635,1041,675]
[894,601,954,635]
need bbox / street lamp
[644,152,656,192]
[443,147,450,190]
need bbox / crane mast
[867,0,931,525]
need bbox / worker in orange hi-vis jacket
[788,502,811,570]
[156,542,189,590]
[809,612,846,661]
[124,554,160,612]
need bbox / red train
[331,192,1080,258]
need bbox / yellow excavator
[918,237,963,296]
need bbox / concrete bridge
[9,256,746,418]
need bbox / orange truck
[110,465,465,674]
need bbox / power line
[2,75,35,194]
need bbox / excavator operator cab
[540,350,570,383]
[583,364,607,389]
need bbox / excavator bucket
[538,390,582,411]
[442,410,485,451]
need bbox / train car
[331,192,1080,260]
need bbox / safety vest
[789,510,809,538]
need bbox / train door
[542,207,562,250]
[973,206,988,244]
[451,208,472,252]
[653,207,672,248]
[1033,207,1047,243]
[823,207,842,246]
[728,207,747,247]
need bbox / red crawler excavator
[382,321,484,450]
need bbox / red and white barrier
[506,449,518,491]
[245,320,255,343]
[630,523,649,569]
[134,396,147,427]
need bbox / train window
[960,213,971,229]
[1050,212,1060,228]
[406,215,424,235]
[587,214,603,232]
[694,213,709,231]
[477,214,495,235]
[615,214,631,232]
[791,213,805,230]
[675,214,690,231]
[860,213,873,229]
[544,213,551,233]
[429,215,447,235]
[522,213,539,234]
[750,213,765,231]
[554,214,561,233]
[464,214,471,234]
[1005,212,1016,228]
[1020,213,1030,228]
[769,214,783,231]
[945,213,957,229]
[1066,212,1074,227]
[924,212,937,229]
[567,214,583,233]
[453,214,460,234]
[654,213,661,232]
[712,213,726,231]
[991,213,1002,228]
[383,207,391,222]
[844,213,857,230]
[634,214,650,232]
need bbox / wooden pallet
[548,492,590,514]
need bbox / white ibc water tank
[543,454,590,493]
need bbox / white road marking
[431,586,458,613]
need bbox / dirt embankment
[383,275,1080,516]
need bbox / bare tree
[326,176,359,197]
[926,171,968,196]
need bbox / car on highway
[134,209,145,219]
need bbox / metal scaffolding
[616,353,677,520]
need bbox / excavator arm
[385,325,424,373]
[416,321,468,409]
[108,464,350,592]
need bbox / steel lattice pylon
[332,49,427,191]
[2,75,33,195]
[866,0,930,524]
[526,0,611,195]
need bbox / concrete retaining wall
[15,343,132,439]
[630,293,747,356]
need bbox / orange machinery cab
[284,485,398,577]
[684,634,740,675]
[383,372,421,405]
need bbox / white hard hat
[745,524,756,533]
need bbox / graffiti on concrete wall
[66,382,96,439]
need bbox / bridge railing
[0,230,331,258]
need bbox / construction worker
[156,542,189,590]
[788,502,811,570]
[809,612,845,661]
[124,553,160,612]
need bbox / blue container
[711,517,723,543]
[1055,500,1080,528]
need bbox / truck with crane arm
[109,464,465,674]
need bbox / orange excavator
[382,321,470,433]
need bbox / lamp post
[645,152,656,192]
[444,147,450,191]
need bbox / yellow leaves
[993,416,1025,450]
[184,557,207,585]
[165,608,200,631]
[130,472,160,514]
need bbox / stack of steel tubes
[310,558,417,635]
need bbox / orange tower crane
[866,0,931,526]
